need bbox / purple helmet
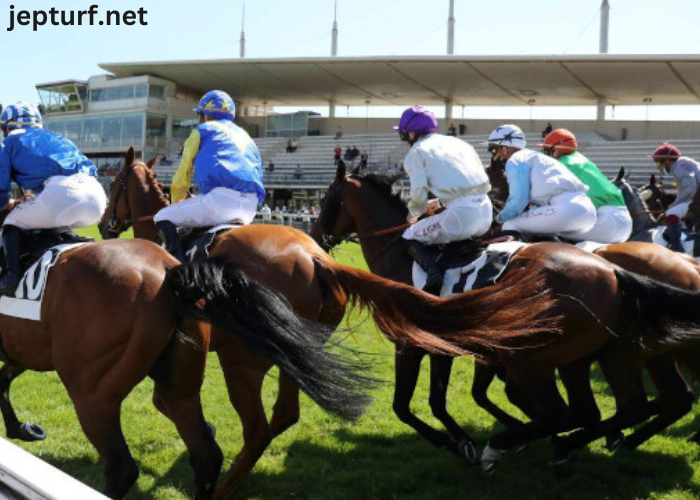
[394,106,439,136]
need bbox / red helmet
[539,129,578,153]
[649,143,681,160]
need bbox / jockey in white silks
[649,143,700,252]
[488,124,597,239]
[153,90,265,261]
[397,106,492,295]
[0,102,107,295]
[541,129,632,244]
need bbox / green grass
[8,230,700,499]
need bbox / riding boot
[0,225,23,296]
[156,221,186,262]
[405,240,443,296]
[666,220,685,252]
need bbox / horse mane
[351,173,407,215]
[136,158,170,205]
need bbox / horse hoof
[481,459,500,475]
[457,439,478,466]
[207,422,216,439]
[13,423,46,442]
[605,432,624,452]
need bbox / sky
[3,0,700,120]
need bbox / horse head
[98,147,165,240]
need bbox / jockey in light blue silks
[0,102,107,295]
[154,90,265,261]
[397,106,493,295]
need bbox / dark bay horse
[97,149,574,495]
[310,162,700,471]
[488,161,700,458]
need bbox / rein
[105,161,152,235]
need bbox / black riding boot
[666,220,685,252]
[156,221,186,262]
[0,225,23,296]
[405,240,443,296]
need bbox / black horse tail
[167,260,374,421]
[615,268,700,346]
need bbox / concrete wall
[240,115,700,141]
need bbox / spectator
[542,121,553,138]
[344,146,352,161]
[281,205,289,213]
[260,203,272,221]
[286,139,293,153]
[334,144,342,164]
[311,204,321,216]
[267,160,275,173]
[350,145,359,160]
[448,123,457,136]
[359,152,368,171]
[290,138,298,152]
[294,164,303,179]
[335,124,343,140]
[459,123,466,135]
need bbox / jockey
[488,124,596,239]
[541,129,632,243]
[153,90,265,261]
[649,143,700,251]
[396,106,492,295]
[0,102,107,295]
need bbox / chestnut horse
[311,161,700,470]
[488,161,700,458]
[95,149,578,495]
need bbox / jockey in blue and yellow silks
[154,90,265,261]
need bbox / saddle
[179,224,239,263]
[0,227,93,278]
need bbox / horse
[96,149,579,493]
[639,173,677,214]
[487,160,700,458]
[311,161,700,471]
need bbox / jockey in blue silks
[153,90,265,261]
[0,101,107,295]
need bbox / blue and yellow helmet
[1,101,43,130]
[194,90,235,120]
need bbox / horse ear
[124,147,135,170]
[146,156,158,169]
[335,161,347,183]
[650,173,656,185]
[614,167,624,183]
[350,165,361,176]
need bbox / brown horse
[0,234,392,499]
[96,149,579,495]
[487,160,700,457]
[310,161,700,470]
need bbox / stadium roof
[100,54,700,107]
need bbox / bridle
[103,161,155,237]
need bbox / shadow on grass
[233,428,698,500]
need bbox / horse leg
[471,362,525,429]
[214,342,272,500]
[0,364,46,441]
[71,397,138,499]
[393,345,458,454]
[623,356,694,450]
[550,352,650,459]
[151,319,222,500]
[558,359,602,429]
[269,372,300,439]
[428,355,478,464]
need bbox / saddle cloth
[0,242,89,321]
[412,240,609,299]
[183,224,240,262]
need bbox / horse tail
[166,260,374,421]
[615,267,700,346]
[313,258,561,355]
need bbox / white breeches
[667,201,691,219]
[6,174,107,230]
[403,195,493,245]
[502,191,596,237]
[154,187,259,227]
[565,205,633,243]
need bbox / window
[172,117,197,139]
[149,85,166,100]
[146,114,167,147]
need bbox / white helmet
[487,125,526,150]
